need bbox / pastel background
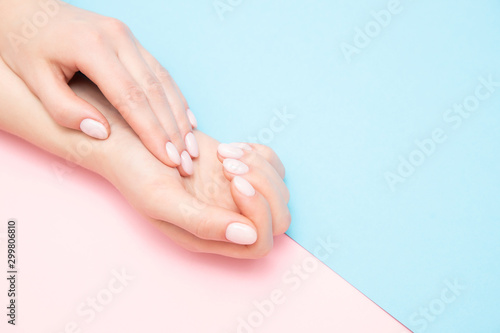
[2,0,500,332]
[0,132,408,332]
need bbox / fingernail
[226,223,257,245]
[186,108,198,128]
[230,142,252,151]
[185,132,199,158]
[233,176,255,196]
[166,142,181,166]
[223,159,249,175]
[80,119,108,140]
[218,143,244,159]
[181,151,193,175]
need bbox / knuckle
[156,66,171,82]
[122,85,147,106]
[84,29,106,47]
[104,17,130,35]
[256,144,275,162]
[144,76,165,98]
[275,210,292,235]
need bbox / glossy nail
[218,143,244,159]
[181,151,193,175]
[186,108,198,128]
[166,142,181,166]
[233,176,255,196]
[80,119,108,140]
[185,132,199,158]
[226,223,257,245]
[223,159,249,175]
[230,142,252,151]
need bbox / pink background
[0,130,409,332]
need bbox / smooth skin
[0,58,291,259]
[0,0,198,174]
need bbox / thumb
[28,67,110,139]
[145,181,273,252]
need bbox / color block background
[2,0,500,332]
[0,131,408,332]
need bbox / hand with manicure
[66,75,291,257]
[0,0,199,175]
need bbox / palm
[168,131,238,213]
[107,130,237,218]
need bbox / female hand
[0,0,198,175]
[69,74,291,258]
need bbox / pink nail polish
[166,142,181,166]
[80,119,108,140]
[226,223,257,245]
[233,176,255,196]
[218,143,244,159]
[223,159,249,175]
[230,143,252,151]
[186,108,198,129]
[181,151,193,175]
[185,132,199,158]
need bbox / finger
[115,42,188,153]
[170,73,198,129]
[135,43,199,158]
[218,152,291,236]
[217,144,289,202]
[28,65,110,139]
[143,186,259,245]
[250,143,286,179]
[229,175,274,253]
[77,50,181,168]
[134,41,189,112]
[147,177,273,258]
[218,143,286,179]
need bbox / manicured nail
[185,132,199,158]
[230,142,252,151]
[218,143,244,159]
[233,176,255,196]
[181,151,193,175]
[186,108,198,129]
[80,119,108,140]
[226,223,257,245]
[223,159,249,175]
[166,142,181,166]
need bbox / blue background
[74,0,500,331]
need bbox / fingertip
[225,222,257,245]
[185,132,199,158]
[186,108,198,128]
[230,142,252,151]
[166,142,181,166]
[223,159,249,175]
[218,143,244,159]
[79,118,109,140]
[233,176,255,197]
[180,151,193,176]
